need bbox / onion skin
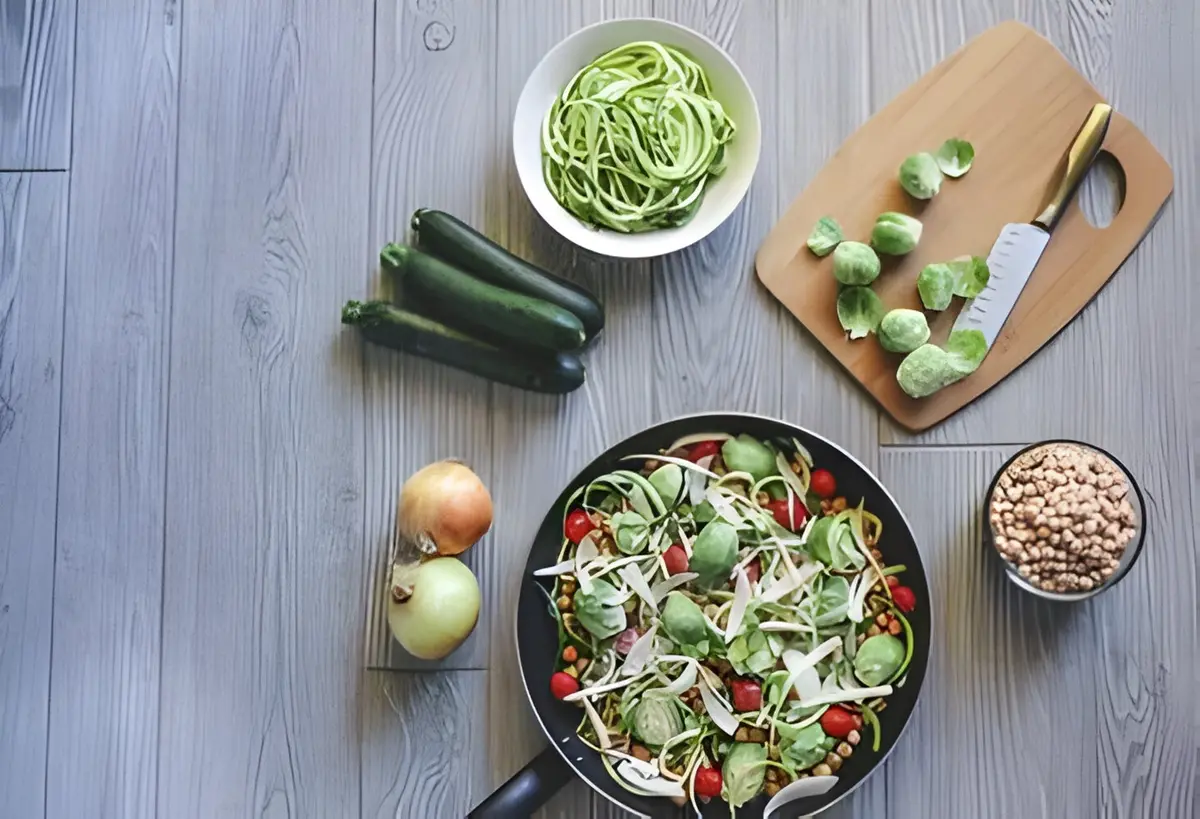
[388,557,481,660]
[398,460,493,556]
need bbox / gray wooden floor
[1,1,1196,818]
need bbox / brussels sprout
[662,591,707,645]
[935,138,975,177]
[689,520,739,587]
[898,152,943,199]
[721,434,777,482]
[806,216,843,256]
[949,255,990,298]
[631,692,686,747]
[917,263,955,311]
[648,463,683,508]
[805,516,836,565]
[945,328,988,370]
[836,286,885,340]
[854,634,905,685]
[878,308,931,354]
[610,510,650,554]
[574,579,628,639]
[722,742,768,807]
[832,241,881,286]
[870,212,923,256]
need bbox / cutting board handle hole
[1078,150,1126,229]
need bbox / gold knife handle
[1033,103,1113,232]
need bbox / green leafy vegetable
[948,256,990,297]
[805,517,836,565]
[647,463,684,508]
[728,628,778,677]
[917,263,955,311]
[662,591,707,647]
[631,692,686,747]
[878,308,931,354]
[811,575,851,626]
[832,241,882,285]
[574,579,628,639]
[778,722,830,770]
[945,328,988,374]
[935,138,975,177]
[870,212,923,256]
[722,742,768,807]
[806,216,844,256]
[721,434,778,482]
[610,510,650,554]
[854,634,905,686]
[836,286,885,340]
[898,152,943,199]
[689,520,739,588]
[541,42,736,233]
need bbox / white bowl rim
[511,16,763,260]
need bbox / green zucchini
[382,243,586,353]
[342,300,585,394]
[410,209,605,340]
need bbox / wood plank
[487,2,655,817]
[879,446,1105,819]
[775,0,879,472]
[363,0,497,673]
[361,669,491,818]
[44,1,178,815]
[651,0,784,422]
[0,171,66,819]
[0,0,74,169]
[157,2,372,815]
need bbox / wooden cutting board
[756,21,1172,432]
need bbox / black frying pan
[469,413,932,818]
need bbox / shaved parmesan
[651,571,697,602]
[686,454,715,507]
[793,665,821,701]
[621,623,659,676]
[759,572,803,604]
[758,621,814,633]
[763,775,838,818]
[662,659,698,695]
[781,637,842,700]
[618,565,658,611]
[614,759,686,797]
[580,696,611,749]
[724,567,752,644]
[705,488,743,526]
[848,568,878,623]
[799,684,894,708]
[576,530,600,567]
[532,560,576,577]
[776,450,811,504]
[699,676,739,736]
[564,675,640,702]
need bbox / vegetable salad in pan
[534,432,918,816]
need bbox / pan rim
[512,410,934,818]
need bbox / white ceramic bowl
[512,18,761,259]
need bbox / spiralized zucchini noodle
[534,433,918,814]
[540,41,737,233]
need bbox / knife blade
[952,102,1113,349]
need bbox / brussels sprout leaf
[935,138,975,177]
[836,286,885,340]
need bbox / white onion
[387,557,480,660]
[397,460,492,556]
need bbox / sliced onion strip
[724,567,751,644]
[651,571,697,602]
[698,676,739,736]
[621,624,659,676]
[618,565,658,611]
[580,696,612,749]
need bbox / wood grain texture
[774,0,879,472]
[880,447,1108,819]
[157,1,372,815]
[487,3,656,816]
[0,171,65,819]
[0,0,74,169]
[758,22,1171,433]
[43,2,178,815]
[360,669,491,819]
[363,0,498,673]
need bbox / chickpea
[836,742,854,757]
[562,646,578,663]
[813,763,833,777]
[887,619,902,636]
[831,497,848,513]
[755,491,770,506]
[824,752,843,772]
[847,729,861,746]
[875,613,889,627]
[764,781,781,797]
[556,595,572,611]
[575,658,590,674]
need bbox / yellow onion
[388,557,481,660]
[398,460,493,556]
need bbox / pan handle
[466,747,572,818]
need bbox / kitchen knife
[952,103,1113,348]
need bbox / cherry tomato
[693,765,723,798]
[765,497,809,531]
[892,585,917,613]
[886,575,900,589]
[663,544,690,575]
[729,679,762,712]
[563,509,596,544]
[820,705,857,738]
[550,672,579,700]
[687,440,722,462]
[810,468,837,498]
[744,558,761,585]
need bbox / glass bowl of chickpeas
[983,440,1147,602]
